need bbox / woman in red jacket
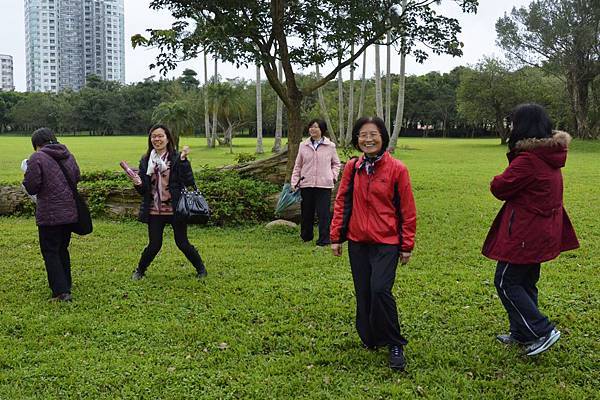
[482,104,579,356]
[330,117,416,371]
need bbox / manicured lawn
[0,136,287,183]
[0,138,598,398]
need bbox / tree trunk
[256,64,264,154]
[389,46,406,151]
[375,43,384,119]
[203,52,212,147]
[345,43,355,147]
[272,59,283,153]
[316,63,337,144]
[385,32,392,132]
[211,58,219,147]
[357,50,367,120]
[567,71,591,139]
[337,54,345,142]
[286,95,303,180]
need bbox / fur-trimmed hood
[512,131,572,169]
[515,130,572,152]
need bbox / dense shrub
[7,168,279,226]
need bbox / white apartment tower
[25,0,125,92]
[0,55,15,91]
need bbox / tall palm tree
[316,62,337,144]
[385,32,392,132]
[337,53,345,143]
[357,49,367,120]
[211,58,219,147]
[256,63,264,154]
[389,0,408,152]
[375,43,384,119]
[345,43,356,146]
[203,51,212,147]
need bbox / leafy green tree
[132,0,478,177]
[179,68,200,90]
[496,0,600,138]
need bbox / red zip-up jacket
[330,152,417,251]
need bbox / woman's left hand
[400,252,411,265]
[180,145,190,160]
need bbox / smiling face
[357,122,383,157]
[150,128,169,153]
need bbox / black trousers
[348,241,408,348]
[494,261,554,342]
[38,224,72,296]
[300,187,331,245]
[138,215,205,272]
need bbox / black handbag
[55,159,93,235]
[175,186,210,224]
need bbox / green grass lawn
[0,138,599,398]
[0,136,288,183]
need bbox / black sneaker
[196,266,208,279]
[49,293,72,302]
[388,345,406,371]
[131,269,145,280]
[524,329,561,356]
[496,333,533,346]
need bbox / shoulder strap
[53,157,78,195]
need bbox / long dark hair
[144,124,176,160]
[351,116,390,154]
[508,103,553,150]
[31,127,58,150]
[305,118,329,137]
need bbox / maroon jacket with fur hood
[482,131,579,264]
[23,144,80,226]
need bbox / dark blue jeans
[494,262,554,342]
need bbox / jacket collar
[356,151,390,170]
[303,136,332,147]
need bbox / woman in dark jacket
[128,124,207,280]
[23,128,81,302]
[482,104,579,356]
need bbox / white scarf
[146,149,169,176]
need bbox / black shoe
[196,266,208,279]
[524,329,561,356]
[49,293,72,302]
[388,345,406,371]
[131,269,145,280]
[496,333,532,346]
[315,240,331,247]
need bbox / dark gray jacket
[23,144,80,226]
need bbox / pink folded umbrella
[119,161,139,179]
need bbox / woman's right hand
[129,173,142,186]
[331,243,342,257]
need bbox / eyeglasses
[358,131,381,139]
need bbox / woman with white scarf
[127,124,208,280]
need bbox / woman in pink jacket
[291,119,341,246]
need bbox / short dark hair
[305,118,329,137]
[351,116,389,153]
[508,103,553,150]
[31,127,58,150]
[145,124,176,159]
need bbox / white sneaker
[524,329,561,356]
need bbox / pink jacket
[291,137,341,189]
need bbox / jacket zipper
[508,209,515,236]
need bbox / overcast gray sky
[0,0,533,91]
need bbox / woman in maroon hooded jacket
[482,104,579,356]
[23,128,81,302]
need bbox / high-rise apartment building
[0,55,15,91]
[25,0,125,92]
